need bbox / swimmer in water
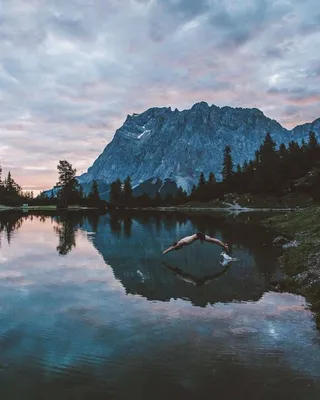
[162,231,229,255]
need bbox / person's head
[196,231,205,242]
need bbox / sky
[0,0,319,193]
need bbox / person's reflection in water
[162,261,232,287]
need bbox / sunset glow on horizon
[0,0,319,192]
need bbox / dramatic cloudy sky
[0,0,319,193]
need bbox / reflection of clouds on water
[0,212,319,395]
[147,292,319,378]
[0,253,8,263]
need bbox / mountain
[78,102,320,195]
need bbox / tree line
[0,161,105,209]
[1,130,319,208]
[187,130,320,203]
[108,176,188,208]
[107,130,320,207]
[0,167,30,205]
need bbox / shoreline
[127,205,295,213]
[262,207,320,329]
[0,205,99,211]
[1,203,297,213]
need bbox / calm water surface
[0,211,319,400]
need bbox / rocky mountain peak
[78,102,319,194]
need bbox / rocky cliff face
[78,102,320,193]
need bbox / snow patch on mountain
[174,176,194,193]
[137,129,150,139]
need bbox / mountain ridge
[78,101,320,194]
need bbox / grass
[167,193,313,211]
[263,206,320,328]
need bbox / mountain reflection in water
[0,210,319,400]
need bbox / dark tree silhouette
[307,131,319,168]
[255,133,280,193]
[54,214,80,255]
[222,145,233,182]
[0,165,3,200]
[0,212,24,246]
[4,171,21,195]
[123,176,133,206]
[109,179,123,206]
[198,172,206,187]
[56,160,77,208]
[208,172,216,185]
[88,180,101,206]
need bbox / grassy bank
[181,193,313,209]
[127,193,313,212]
[263,207,320,328]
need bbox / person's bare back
[162,232,229,255]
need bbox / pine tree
[123,176,133,206]
[0,165,3,200]
[5,171,13,194]
[278,143,290,189]
[56,160,77,207]
[307,131,319,167]
[88,180,101,206]
[189,184,197,201]
[154,191,162,206]
[175,186,187,204]
[196,172,207,201]
[4,171,21,195]
[109,179,122,205]
[79,186,84,202]
[197,172,206,187]
[279,143,288,160]
[255,133,280,193]
[308,131,318,150]
[244,160,257,193]
[288,141,306,179]
[208,172,216,184]
[57,160,77,188]
[301,139,308,153]
[222,145,233,182]
[205,171,218,200]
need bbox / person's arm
[162,245,177,255]
[204,235,229,252]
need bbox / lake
[0,210,319,400]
